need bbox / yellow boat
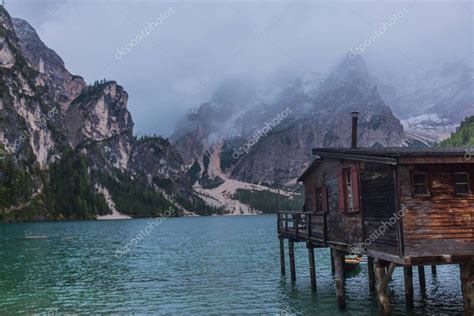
[344,256,361,272]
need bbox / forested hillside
[439,116,474,146]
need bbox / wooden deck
[277,211,311,242]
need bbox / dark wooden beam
[366,250,405,265]
[289,240,296,282]
[279,237,286,276]
[404,267,414,308]
[383,263,397,290]
[418,266,426,292]
[312,151,398,165]
[333,249,346,310]
[460,262,473,316]
[399,156,473,164]
[375,260,395,316]
[330,248,335,275]
[368,256,375,291]
[406,255,474,266]
[394,167,405,258]
[307,243,317,291]
[431,265,437,275]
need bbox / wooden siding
[400,164,474,256]
[304,159,364,246]
[360,162,399,255]
[303,161,325,241]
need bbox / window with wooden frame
[412,173,429,196]
[337,167,360,213]
[454,172,470,196]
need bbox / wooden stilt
[418,266,426,291]
[404,266,414,308]
[368,256,375,291]
[330,248,335,275]
[279,237,286,276]
[375,260,395,316]
[289,240,296,282]
[333,249,346,309]
[307,243,316,291]
[460,262,473,316]
[431,265,437,275]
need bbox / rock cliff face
[0,9,60,171]
[0,7,201,220]
[173,55,411,184]
[63,81,134,172]
[12,17,86,110]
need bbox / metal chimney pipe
[351,111,359,148]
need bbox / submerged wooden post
[279,237,286,276]
[368,256,375,291]
[330,248,335,275]
[404,266,414,307]
[307,243,317,291]
[375,260,395,316]
[460,262,473,316]
[431,265,437,275]
[289,240,296,282]
[418,266,426,291]
[333,249,346,309]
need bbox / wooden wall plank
[399,165,474,256]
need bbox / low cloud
[8,0,473,136]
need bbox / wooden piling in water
[307,243,316,291]
[330,248,335,275]
[279,237,286,276]
[333,249,346,310]
[368,256,375,291]
[375,260,395,316]
[418,266,426,291]
[460,262,473,316]
[404,266,414,307]
[431,265,437,275]
[289,240,296,282]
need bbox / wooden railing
[277,211,312,240]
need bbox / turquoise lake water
[0,215,464,315]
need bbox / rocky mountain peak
[11,16,86,110]
[0,8,20,69]
[11,18,64,72]
[0,6,14,32]
[331,54,370,81]
[65,81,133,149]
[323,54,372,92]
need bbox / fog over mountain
[8,0,473,136]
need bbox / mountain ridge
[0,7,210,221]
[172,54,416,186]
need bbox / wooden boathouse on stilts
[277,113,474,315]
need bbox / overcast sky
[8,0,473,136]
